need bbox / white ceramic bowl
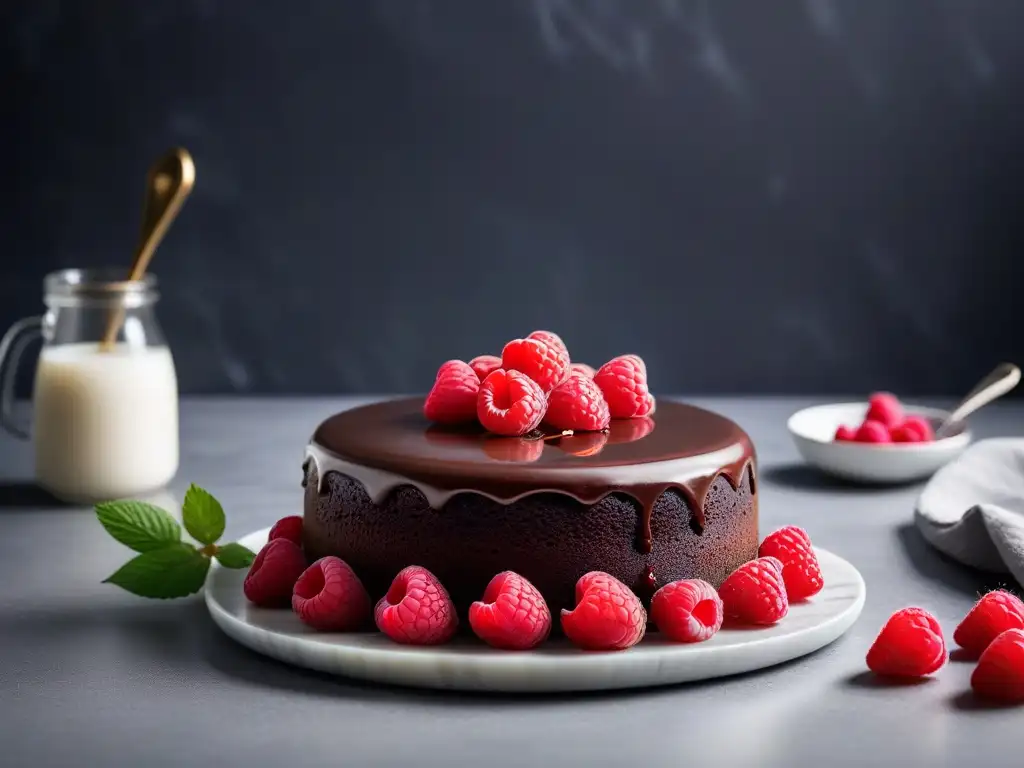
[787,402,972,484]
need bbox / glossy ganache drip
[302,398,756,554]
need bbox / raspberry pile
[243,516,831,652]
[866,589,1024,702]
[833,392,936,444]
[423,330,656,437]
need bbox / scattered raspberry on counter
[971,628,1024,703]
[954,590,1024,657]
[866,607,947,677]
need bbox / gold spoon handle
[100,148,195,351]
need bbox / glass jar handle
[0,316,43,440]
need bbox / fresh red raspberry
[292,556,371,631]
[718,557,789,625]
[424,360,480,425]
[482,437,545,463]
[477,369,547,436]
[268,515,303,545]
[527,330,570,361]
[758,526,824,600]
[854,420,891,443]
[557,431,609,457]
[571,363,596,378]
[375,565,458,645]
[651,578,723,643]
[594,355,655,419]
[469,354,502,382]
[469,570,552,650]
[243,538,308,608]
[901,415,935,442]
[834,425,857,442]
[971,628,1024,702]
[545,372,611,432]
[954,590,1024,656]
[607,416,655,444]
[889,423,922,443]
[865,392,903,428]
[866,607,947,677]
[560,571,646,650]
[502,337,570,394]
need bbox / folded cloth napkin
[915,438,1024,586]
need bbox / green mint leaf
[102,543,210,599]
[181,484,226,545]
[215,542,256,569]
[95,500,181,553]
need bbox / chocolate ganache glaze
[301,398,759,619]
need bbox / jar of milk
[0,268,179,503]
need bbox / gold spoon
[100,148,195,351]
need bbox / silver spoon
[935,362,1021,438]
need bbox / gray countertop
[2,396,1022,768]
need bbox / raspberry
[854,420,891,444]
[866,607,947,677]
[560,571,646,650]
[501,337,570,394]
[482,437,545,463]
[424,360,480,425]
[651,579,723,643]
[545,372,611,432]
[527,330,570,363]
[375,565,458,645]
[901,415,935,442]
[971,628,1024,702]
[243,538,307,608]
[292,556,371,632]
[954,590,1024,656]
[757,526,823,600]
[268,515,303,546]
[594,355,656,419]
[834,425,857,442]
[557,431,609,457]
[718,557,789,625]
[469,571,552,650]
[477,369,547,436]
[889,423,922,443]
[571,363,596,378]
[469,354,502,382]
[865,392,903,428]
[607,416,655,444]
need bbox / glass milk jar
[0,268,179,503]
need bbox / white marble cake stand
[206,527,866,693]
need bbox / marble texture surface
[2,396,1024,767]
[207,528,864,692]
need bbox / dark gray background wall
[3,0,1022,395]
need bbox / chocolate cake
[301,397,758,619]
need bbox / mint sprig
[96,484,256,599]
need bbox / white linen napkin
[914,438,1024,586]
